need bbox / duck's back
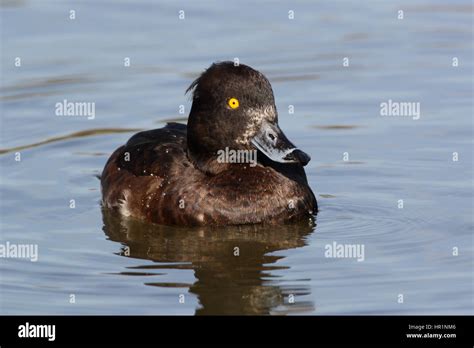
[101,123,316,226]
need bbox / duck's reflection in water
[102,209,316,315]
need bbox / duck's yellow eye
[227,97,239,109]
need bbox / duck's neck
[187,129,232,176]
[187,149,232,176]
[186,107,231,175]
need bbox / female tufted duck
[101,62,317,226]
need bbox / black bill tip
[284,149,311,166]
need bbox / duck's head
[186,61,310,174]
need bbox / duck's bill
[251,121,311,166]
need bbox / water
[0,0,472,315]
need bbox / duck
[101,61,317,226]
